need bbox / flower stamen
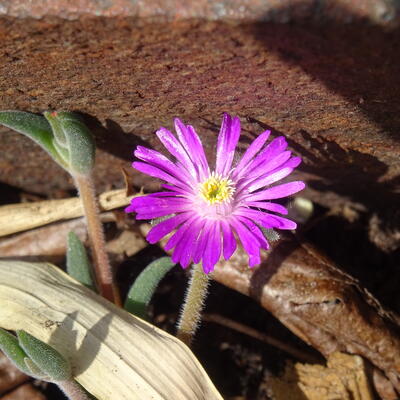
[199,172,235,205]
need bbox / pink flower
[126,114,305,273]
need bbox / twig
[203,313,321,364]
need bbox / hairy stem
[74,173,120,306]
[58,380,91,400]
[177,264,210,346]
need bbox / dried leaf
[0,260,222,400]
[267,352,374,400]
[212,235,400,396]
[106,230,146,257]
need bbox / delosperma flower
[126,114,305,273]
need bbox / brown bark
[211,233,400,396]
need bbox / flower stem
[177,263,210,346]
[74,173,121,306]
[58,380,91,400]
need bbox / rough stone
[0,16,399,224]
[0,0,398,25]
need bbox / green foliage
[0,328,71,382]
[0,111,68,169]
[67,232,95,290]
[261,228,280,242]
[124,257,176,319]
[0,110,95,176]
[0,328,32,375]
[17,330,71,382]
[44,111,95,175]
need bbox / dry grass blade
[0,189,134,237]
[0,260,222,400]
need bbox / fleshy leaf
[24,358,48,380]
[17,330,71,382]
[67,232,95,290]
[0,328,32,375]
[261,228,280,242]
[0,110,68,168]
[44,111,95,175]
[124,257,176,319]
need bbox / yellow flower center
[200,172,235,205]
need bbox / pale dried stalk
[0,189,134,237]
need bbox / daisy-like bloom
[126,114,305,273]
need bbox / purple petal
[221,220,237,260]
[233,130,271,175]
[161,184,192,196]
[245,181,305,201]
[133,161,187,190]
[237,216,269,250]
[261,215,297,230]
[283,156,302,169]
[126,192,184,213]
[247,167,294,193]
[129,195,191,219]
[230,219,261,267]
[264,156,302,178]
[245,201,288,215]
[165,216,198,251]
[135,205,190,220]
[187,125,210,177]
[202,222,221,273]
[134,146,195,185]
[146,212,192,243]
[174,119,209,180]
[215,113,231,174]
[131,195,187,208]
[237,136,288,179]
[170,218,196,264]
[156,127,196,177]
[243,150,292,184]
[216,114,241,176]
[236,208,297,230]
[193,220,213,264]
[176,219,206,268]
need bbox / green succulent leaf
[124,257,176,319]
[17,330,71,382]
[0,111,68,169]
[67,232,95,290]
[44,111,95,175]
[261,228,280,242]
[24,357,48,380]
[0,328,32,375]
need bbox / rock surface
[0,0,398,24]
[0,15,399,231]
